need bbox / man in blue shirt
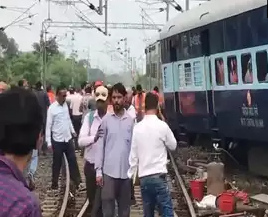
[95,83,134,217]
[0,86,43,217]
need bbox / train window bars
[184,63,192,86]
[193,61,202,86]
[256,51,268,83]
[215,58,224,86]
[178,64,185,88]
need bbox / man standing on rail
[24,81,50,189]
[133,84,146,122]
[69,87,83,151]
[128,92,177,217]
[46,84,81,189]
[0,86,43,216]
[33,81,50,154]
[95,83,134,217]
[79,85,109,217]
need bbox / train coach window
[178,64,184,87]
[227,56,238,85]
[215,58,224,86]
[184,63,192,86]
[256,51,268,83]
[193,61,202,86]
[241,53,253,84]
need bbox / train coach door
[201,29,215,125]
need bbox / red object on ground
[216,192,236,213]
[227,190,249,204]
[190,179,205,201]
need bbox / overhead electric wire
[79,0,99,14]
[0,1,38,31]
[72,4,105,35]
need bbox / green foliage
[0,31,88,88]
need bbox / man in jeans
[24,149,38,190]
[128,92,177,217]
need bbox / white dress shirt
[46,101,75,147]
[127,105,136,120]
[70,93,83,116]
[78,111,102,164]
[128,115,177,178]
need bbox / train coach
[159,0,268,175]
[144,36,162,91]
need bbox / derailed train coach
[145,36,162,91]
[159,0,268,174]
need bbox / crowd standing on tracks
[0,78,177,217]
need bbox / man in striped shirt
[0,86,43,217]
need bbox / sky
[0,0,201,74]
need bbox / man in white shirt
[69,89,83,150]
[46,85,81,189]
[125,91,136,121]
[128,92,177,217]
[124,90,136,205]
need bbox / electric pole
[71,32,75,86]
[165,0,169,21]
[124,39,128,74]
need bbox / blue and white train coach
[160,0,268,173]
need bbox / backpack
[88,110,95,126]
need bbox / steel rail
[168,150,197,217]
[58,154,70,217]
[77,199,89,217]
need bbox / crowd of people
[0,79,177,217]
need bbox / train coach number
[190,34,201,47]
[240,104,264,128]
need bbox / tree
[32,37,59,56]
[0,31,18,56]
[0,32,88,89]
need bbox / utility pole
[86,47,91,81]
[104,0,108,35]
[165,0,169,21]
[124,39,128,74]
[71,32,75,86]
[185,0,190,10]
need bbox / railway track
[41,151,196,217]
[41,153,87,217]
[168,151,196,217]
[129,151,196,217]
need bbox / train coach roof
[160,0,266,40]
[145,34,160,47]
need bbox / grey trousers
[102,174,131,217]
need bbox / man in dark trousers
[34,81,50,155]
[46,84,81,189]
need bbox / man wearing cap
[95,80,103,88]
[79,85,109,217]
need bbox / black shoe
[131,199,136,205]
[51,184,58,190]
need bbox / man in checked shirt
[0,86,43,217]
